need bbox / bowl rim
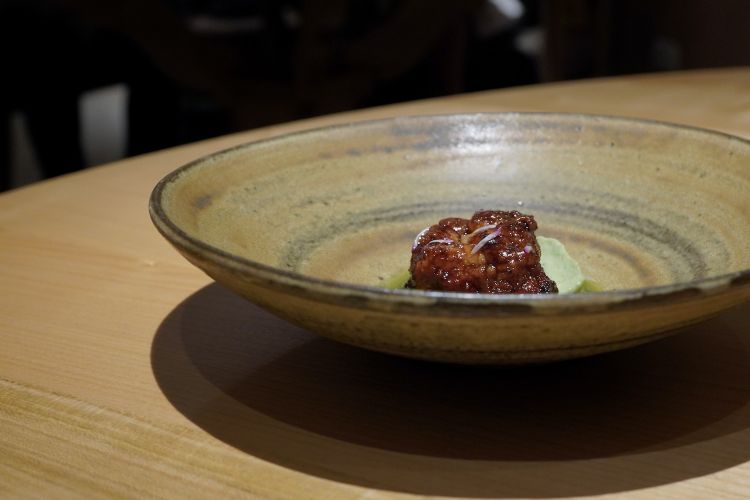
[149,111,750,312]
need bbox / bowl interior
[158,114,750,293]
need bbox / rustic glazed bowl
[150,113,750,363]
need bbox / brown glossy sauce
[407,210,558,294]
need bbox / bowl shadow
[151,283,750,497]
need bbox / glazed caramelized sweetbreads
[407,210,558,294]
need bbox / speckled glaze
[150,113,750,363]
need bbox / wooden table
[2,68,750,498]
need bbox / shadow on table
[151,283,750,498]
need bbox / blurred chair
[0,0,182,189]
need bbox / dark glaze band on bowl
[150,113,750,363]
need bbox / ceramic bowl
[150,113,750,363]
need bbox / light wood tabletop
[2,67,750,499]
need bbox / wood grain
[2,68,750,498]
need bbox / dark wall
[541,0,750,80]
[2,0,748,189]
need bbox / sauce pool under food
[407,210,558,294]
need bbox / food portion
[384,234,594,293]
[383,210,599,294]
[407,210,558,294]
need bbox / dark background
[1,0,748,190]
